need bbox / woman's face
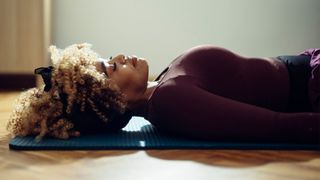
[95,54,149,101]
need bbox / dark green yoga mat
[9,117,320,150]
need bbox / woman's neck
[128,81,159,118]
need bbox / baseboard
[0,74,36,91]
[0,74,157,91]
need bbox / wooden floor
[1,92,320,180]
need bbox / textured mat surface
[9,117,320,150]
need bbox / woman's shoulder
[151,77,182,100]
[150,76,199,104]
[147,77,193,123]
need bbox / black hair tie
[34,66,54,92]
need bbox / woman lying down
[7,43,320,143]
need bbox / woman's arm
[151,77,320,143]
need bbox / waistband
[275,55,312,112]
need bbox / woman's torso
[150,45,290,113]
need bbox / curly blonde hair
[7,43,128,141]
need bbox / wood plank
[0,92,319,180]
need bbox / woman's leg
[300,48,320,112]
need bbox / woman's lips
[131,58,137,67]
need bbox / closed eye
[101,61,109,77]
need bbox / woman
[7,43,320,143]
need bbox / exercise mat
[9,117,320,150]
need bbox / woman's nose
[114,54,125,60]
[117,54,128,64]
[111,54,125,63]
